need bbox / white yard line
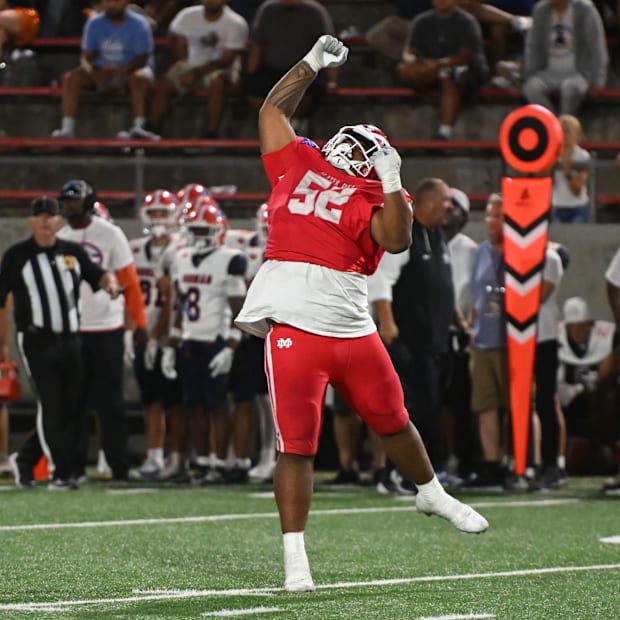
[202,607,281,617]
[600,535,620,544]
[0,498,579,532]
[418,614,495,620]
[0,564,618,612]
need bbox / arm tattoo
[266,61,317,116]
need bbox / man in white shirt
[57,180,148,482]
[133,0,248,139]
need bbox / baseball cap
[30,196,60,216]
[450,188,470,213]
[562,297,592,324]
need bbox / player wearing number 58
[234,34,489,593]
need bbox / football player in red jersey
[235,35,489,592]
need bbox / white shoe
[96,450,112,478]
[511,15,533,33]
[51,128,74,138]
[128,457,162,480]
[129,126,161,141]
[416,493,489,534]
[159,460,186,481]
[284,550,315,592]
[249,461,275,482]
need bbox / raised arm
[258,35,348,155]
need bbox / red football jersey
[262,138,385,275]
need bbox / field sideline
[0,476,618,619]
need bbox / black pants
[535,339,559,469]
[77,328,128,478]
[17,331,83,480]
[388,339,448,467]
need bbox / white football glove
[144,338,159,371]
[371,145,402,194]
[161,346,177,380]
[302,35,349,73]
[123,329,135,368]
[208,346,234,378]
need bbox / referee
[0,197,120,490]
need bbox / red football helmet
[92,201,113,222]
[322,124,390,178]
[184,197,228,251]
[256,202,268,244]
[141,189,178,237]
[176,183,211,225]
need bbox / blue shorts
[133,346,182,408]
[178,338,229,409]
[229,335,268,403]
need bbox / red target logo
[499,104,563,173]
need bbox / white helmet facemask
[322,124,389,178]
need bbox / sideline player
[128,189,184,479]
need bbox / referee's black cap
[31,196,60,216]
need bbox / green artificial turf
[0,476,618,619]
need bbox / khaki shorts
[166,60,234,95]
[470,347,509,413]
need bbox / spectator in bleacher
[57,179,148,483]
[523,0,608,117]
[397,0,488,140]
[132,0,249,140]
[0,1,39,59]
[51,0,154,139]
[244,0,339,135]
[38,1,89,37]
[551,114,591,223]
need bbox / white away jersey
[58,217,134,331]
[171,245,247,342]
[130,233,184,334]
[558,319,615,367]
[225,228,264,280]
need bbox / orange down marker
[499,105,562,476]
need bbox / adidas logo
[276,337,293,349]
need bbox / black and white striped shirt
[0,237,106,335]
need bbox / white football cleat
[416,493,489,534]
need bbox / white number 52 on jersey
[288,171,355,224]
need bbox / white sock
[438,124,453,139]
[196,455,210,467]
[283,531,306,557]
[416,475,446,503]
[148,448,164,467]
[168,451,181,467]
[133,116,146,129]
[61,117,75,133]
[557,455,566,469]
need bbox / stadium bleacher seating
[0,6,619,220]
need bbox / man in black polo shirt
[0,197,120,490]
[374,178,455,486]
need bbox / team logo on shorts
[276,337,293,349]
